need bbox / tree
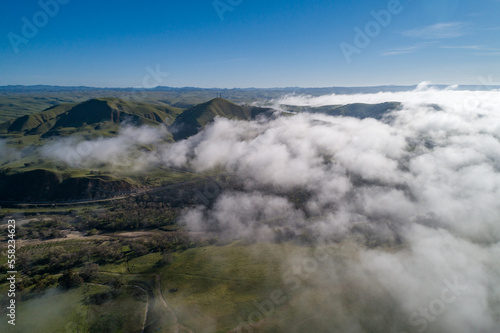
[58,269,83,289]
[130,242,148,256]
[80,263,99,282]
[108,276,124,290]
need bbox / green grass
[131,167,197,186]
[153,241,360,332]
[158,242,290,332]
[0,205,102,215]
[85,285,147,333]
[96,262,129,274]
[127,253,162,274]
[1,235,367,333]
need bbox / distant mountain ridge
[2,84,500,93]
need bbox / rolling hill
[0,98,184,137]
[0,97,275,202]
[0,97,274,140]
[170,98,274,140]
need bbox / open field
[1,231,394,332]
[0,218,361,333]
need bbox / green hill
[0,103,74,133]
[0,98,184,136]
[0,97,272,140]
[170,97,273,140]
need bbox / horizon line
[1,83,500,90]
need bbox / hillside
[0,169,137,202]
[170,98,274,140]
[0,103,72,134]
[0,98,183,136]
[0,97,273,140]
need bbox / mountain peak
[170,98,272,141]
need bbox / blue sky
[0,0,499,88]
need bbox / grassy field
[159,242,293,332]
[1,232,383,333]
[0,240,285,332]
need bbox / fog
[0,139,22,162]
[39,125,170,171]
[38,85,500,332]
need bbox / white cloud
[401,22,470,39]
[0,139,22,162]
[382,42,437,56]
[40,125,169,171]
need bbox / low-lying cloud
[0,139,22,162]
[39,125,170,171]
